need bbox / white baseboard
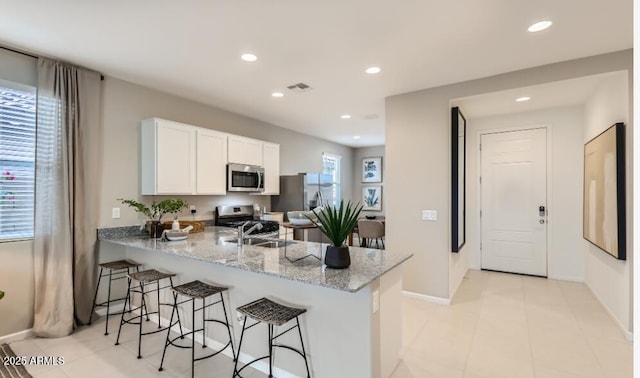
[0,329,34,344]
[123,308,298,378]
[584,281,633,342]
[94,302,126,317]
[548,274,584,283]
[450,267,469,299]
[402,290,450,305]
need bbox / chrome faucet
[237,221,263,246]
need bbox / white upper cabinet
[196,128,228,195]
[141,118,197,195]
[228,135,263,166]
[141,118,279,196]
[262,142,280,195]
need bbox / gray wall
[0,48,36,337]
[0,51,355,337]
[100,77,354,228]
[385,50,632,300]
[352,146,385,215]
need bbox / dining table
[282,216,385,247]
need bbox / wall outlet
[112,207,121,219]
[422,210,437,221]
[372,290,380,314]
[190,205,196,214]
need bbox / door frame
[476,124,553,276]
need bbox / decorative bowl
[164,230,189,241]
[365,215,377,220]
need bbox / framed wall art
[362,185,382,211]
[362,157,382,183]
[583,122,626,260]
[451,106,466,253]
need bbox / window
[322,152,341,206]
[0,80,36,241]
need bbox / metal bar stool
[233,298,310,378]
[115,268,183,359]
[89,259,144,335]
[158,280,236,378]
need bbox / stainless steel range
[214,205,279,236]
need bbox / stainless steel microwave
[227,163,265,192]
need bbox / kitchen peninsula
[98,226,412,378]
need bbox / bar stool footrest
[234,355,270,378]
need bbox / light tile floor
[393,270,632,378]
[9,269,632,377]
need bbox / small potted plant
[119,198,189,238]
[0,291,4,300]
[307,200,363,269]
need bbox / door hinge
[480,210,482,217]
[480,242,482,250]
[480,144,482,151]
[479,176,482,184]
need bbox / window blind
[0,82,36,240]
[322,152,341,206]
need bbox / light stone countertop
[100,226,412,293]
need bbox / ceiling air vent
[287,82,313,93]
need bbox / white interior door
[480,128,547,276]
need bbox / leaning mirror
[451,107,466,252]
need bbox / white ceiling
[0,1,632,147]
[452,71,627,119]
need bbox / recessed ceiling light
[353,135,361,139]
[340,114,351,119]
[241,53,258,62]
[272,92,284,98]
[516,96,531,102]
[528,20,552,33]
[365,66,381,74]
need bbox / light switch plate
[112,207,121,219]
[422,210,437,221]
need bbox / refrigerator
[271,173,336,213]
[271,173,336,242]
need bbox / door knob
[539,219,545,224]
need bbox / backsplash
[97,219,216,240]
[103,193,270,229]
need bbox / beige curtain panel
[32,58,102,337]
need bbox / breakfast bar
[98,226,412,378]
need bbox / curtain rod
[1,45,105,81]
[1,45,37,59]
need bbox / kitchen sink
[226,238,269,245]
[226,238,295,248]
[255,240,294,248]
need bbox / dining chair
[357,219,385,249]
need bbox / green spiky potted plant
[119,198,189,238]
[307,200,363,269]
